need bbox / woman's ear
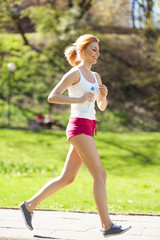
[79,49,84,58]
[81,50,85,56]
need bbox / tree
[92,0,130,27]
[0,0,30,45]
[0,0,94,44]
[130,0,158,29]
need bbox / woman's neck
[79,62,92,72]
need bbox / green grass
[0,129,160,214]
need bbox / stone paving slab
[0,209,160,240]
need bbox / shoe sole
[103,226,131,238]
[19,204,33,231]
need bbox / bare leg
[25,145,82,212]
[70,134,112,231]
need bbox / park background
[0,0,160,215]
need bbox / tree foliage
[0,0,30,44]
[131,0,160,31]
[92,0,129,27]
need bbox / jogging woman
[20,34,131,238]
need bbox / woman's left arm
[95,73,108,111]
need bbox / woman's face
[82,42,100,65]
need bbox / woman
[20,34,131,238]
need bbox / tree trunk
[136,0,154,26]
[78,0,93,19]
[68,0,73,8]
[5,0,30,45]
[131,0,136,28]
[13,18,30,45]
[146,0,153,23]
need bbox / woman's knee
[60,174,76,186]
[93,168,107,183]
[103,170,107,181]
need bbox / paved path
[0,209,160,240]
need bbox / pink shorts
[66,118,97,141]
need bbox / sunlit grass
[0,129,160,214]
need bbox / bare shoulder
[62,68,80,85]
[93,72,102,85]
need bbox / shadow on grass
[97,136,159,166]
[1,127,66,138]
[26,129,66,137]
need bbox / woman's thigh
[69,134,105,179]
[61,144,83,182]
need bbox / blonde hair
[64,34,99,67]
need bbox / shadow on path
[34,235,74,240]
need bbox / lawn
[0,129,160,214]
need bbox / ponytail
[64,44,80,67]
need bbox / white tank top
[67,67,100,120]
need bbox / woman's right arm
[48,70,94,104]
